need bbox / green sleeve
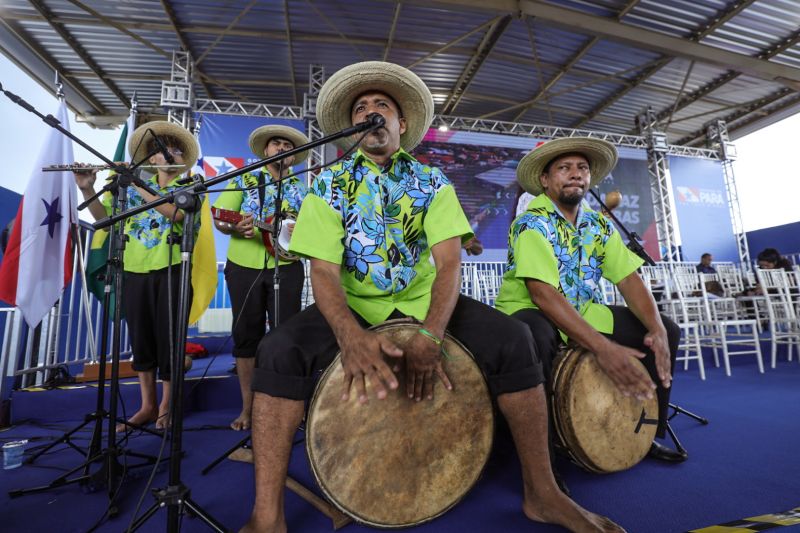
[212,180,243,211]
[601,231,644,284]
[423,185,473,246]
[514,229,560,288]
[288,194,344,264]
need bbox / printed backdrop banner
[668,156,738,263]
[418,129,659,261]
[197,113,306,261]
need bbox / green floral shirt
[212,168,307,269]
[101,173,199,273]
[495,194,643,339]
[289,149,472,324]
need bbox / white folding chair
[756,268,800,368]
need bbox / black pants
[124,266,187,381]
[224,260,305,358]
[252,294,545,401]
[511,306,680,438]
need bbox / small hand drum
[306,319,494,528]
[264,215,299,262]
[550,347,658,473]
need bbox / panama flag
[0,99,78,327]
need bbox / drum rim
[306,318,495,528]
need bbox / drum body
[550,347,658,473]
[306,320,494,528]
[263,215,299,262]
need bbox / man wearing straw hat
[495,137,683,462]
[242,62,623,533]
[212,125,310,431]
[75,120,200,431]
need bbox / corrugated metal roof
[0,0,798,146]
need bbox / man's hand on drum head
[644,328,672,389]
[596,341,656,401]
[339,330,402,404]
[404,332,453,402]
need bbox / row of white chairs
[640,263,800,379]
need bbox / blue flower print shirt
[289,149,473,325]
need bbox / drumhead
[551,348,658,473]
[306,319,494,528]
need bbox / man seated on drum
[495,137,684,463]
[212,125,310,431]
[241,61,624,533]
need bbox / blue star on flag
[40,197,63,238]
[215,160,233,175]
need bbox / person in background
[696,253,716,274]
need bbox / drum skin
[550,347,658,474]
[306,320,494,528]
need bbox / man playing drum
[495,137,684,464]
[212,125,309,431]
[241,61,624,533]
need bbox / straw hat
[316,61,434,152]
[128,120,199,173]
[248,125,310,164]
[516,137,618,196]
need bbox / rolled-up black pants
[252,294,545,401]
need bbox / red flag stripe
[0,199,24,306]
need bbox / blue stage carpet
[1,348,799,532]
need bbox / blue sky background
[1,53,798,233]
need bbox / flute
[42,164,185,172]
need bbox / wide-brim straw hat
[316,61,434,152]
[248,125,310,164]
[128,120,199,174]
[516,137,618,195]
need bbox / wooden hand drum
[306,319,494,528]
[550,347,658,473]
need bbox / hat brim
[128,121,199,174]
[516,137,618,196]
[248,125,310,164]
[316,61,433,152]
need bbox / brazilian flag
[84,120,129,315]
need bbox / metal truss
[303,64,326,183]
[436,114,721,159]
[707,120,750,268]
[195,99,303,119]
[162,50,193,128]
[637,108,681,262]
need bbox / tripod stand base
[128,484,228,533]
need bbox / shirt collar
[353,147,416,170]
[533,194,594,228]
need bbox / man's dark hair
[757,248,781,264]
[701,253,712,260]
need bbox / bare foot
[116,407,157,434]
[239,516,286,533]
[155,405,171,430]
[230,410,251,431]
[523,489,625,533]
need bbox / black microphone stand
[101,117,383,533]
[2,86,165,509]
[590,189,708,457]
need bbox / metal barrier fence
[0,223,131,404]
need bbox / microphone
[340,113,387,137]
[149,129,175,164]
[365,112,386,128]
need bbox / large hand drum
[306,319,494,528]
[550,347,658,473]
